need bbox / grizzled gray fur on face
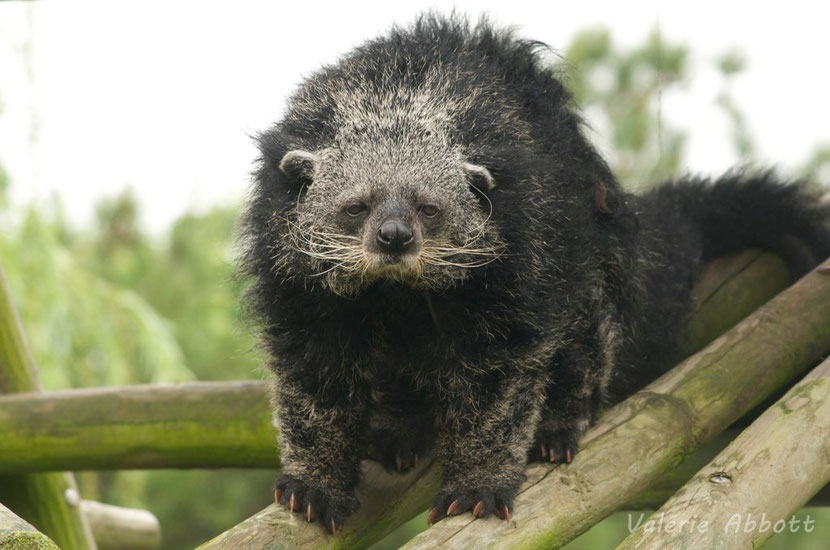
[238,14,830,533]
[271,62,509,298]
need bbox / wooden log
[624,431,830,510]
[618,356,830,549]
[0,250,787,476]
[0,502,59,549]
[621,429,740,510]
[197,459,442,550]
[677,249,793,356]
[82,501,160,550]
[398,257,830,550]
[0,265,98,550]
[196,429,830,550]
[196,250,801,550]
[0,382,276,473]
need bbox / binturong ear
[464,162,496,193]
[279,150,319,184]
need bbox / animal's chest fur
[354,287,445,376]
[353,288,549,402]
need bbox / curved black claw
[274,474,358,534]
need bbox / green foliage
[718,50,746,76]
[0,164,9,211]
[0,205,193,389]
[140,207,262,381]
[143,469,276,550]
[563,27,688,189]
[82,189,262,381]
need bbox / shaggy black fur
[238,14,830,532]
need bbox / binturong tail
[644,170,830,277]
[611,170,830,398]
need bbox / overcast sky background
[1,1,828,233]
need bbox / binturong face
[276,133,504,298]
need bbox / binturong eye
[420,204,440,218]
[345,203,369,217]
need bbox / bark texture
[0,503,59,550]
[618,356,830,549]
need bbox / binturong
[238,14,830,533]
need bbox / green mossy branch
[0,503,59,550]
[0,264,98,550]
[0,382,276,473]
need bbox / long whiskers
[279,218,368,278]
[274,207,504,283]
[419,232,505,270]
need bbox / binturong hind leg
[532,374,593,464]
[531,318,619,464]
[365,376,433,473]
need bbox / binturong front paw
[274,474,359,534]
[426,482,518,525]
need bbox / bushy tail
[647,170,830,276]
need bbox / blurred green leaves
[84,189,262,382]
[0,203,193,389]
[564,27,687,188]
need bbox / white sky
[0,0,828,233]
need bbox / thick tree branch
[0,502,59,550]
[619,356,830,549]
[0,382,276,473]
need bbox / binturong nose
[376,219,414,253]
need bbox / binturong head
[270,130,504,298]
